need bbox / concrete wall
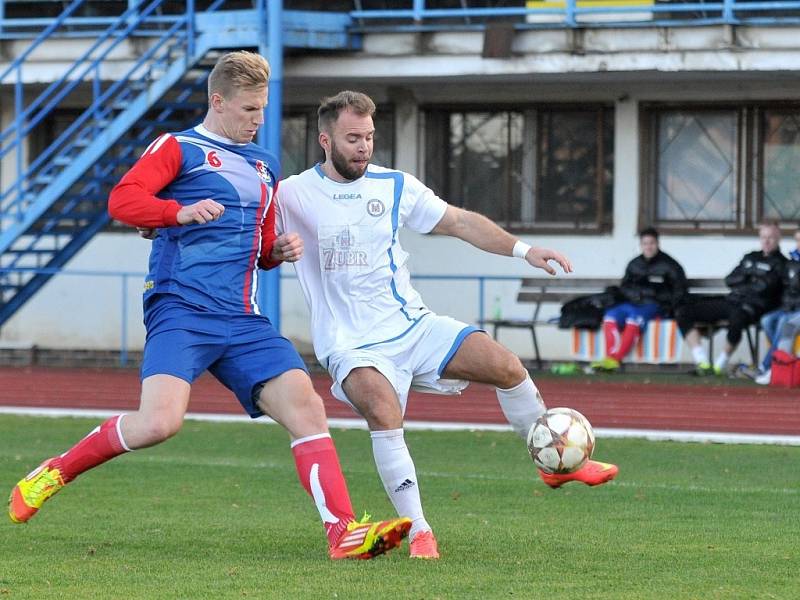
[3,213,795,364]
[3,85,795,361]
[0,234,148,349]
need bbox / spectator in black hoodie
[676,222,786,375]
[591,227,687,372]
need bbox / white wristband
[512,240,532,259]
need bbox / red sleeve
[108,134,183,227]
[258,183,282,270]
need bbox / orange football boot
[538,460,619,489]
[409,530,440,559]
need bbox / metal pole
[15,68,23,221]
[413,0,425,22]
[478,276,485,327]
[120,274,128,366]
[256,0,283,329]
[566,0,577,27]
[722,0,735,23]
[186,0,195,60]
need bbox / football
[527,407,595,474]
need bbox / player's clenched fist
[176,199,225,225]
[137,227,157,240]
[270,232,304,263]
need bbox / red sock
[611,323,641,361]
[603,320,620,356]
[291,434,356,547]
[55,415,129,483]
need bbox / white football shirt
[277,163,448,363]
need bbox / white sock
[370,429,430,540]
[714,351,729,371]
[496,375,547,440]
[692,345,709,365]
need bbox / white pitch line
[1,405,800,446]
[592,427,800,446]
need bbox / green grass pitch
[1,414,799,599]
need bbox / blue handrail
[0,0,197,228]
[0,0,85,82]
[1,2,165,149]
[0,0,87,223]
[0,1,182,157]
[3,18,187,192]
[348,0,800,28]
[0,0,255,331]
[3,1,800,37]
[0,75,212,326]
[2,73,209,277]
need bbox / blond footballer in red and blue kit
[7,57,412,561]
[110,125,306,415]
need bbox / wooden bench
[482,277,761,369]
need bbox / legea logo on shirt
[319,226,369,271]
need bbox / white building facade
[2,4,799,365]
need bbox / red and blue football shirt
[109,125,281,315]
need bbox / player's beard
[331,141,369,181]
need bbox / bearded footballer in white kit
[277,91,619,559]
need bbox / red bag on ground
[770,350,800,388]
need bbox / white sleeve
[274,199,285,235]
[402,172,448,234]
[274,181,289,236]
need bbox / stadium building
[1,0,799,366]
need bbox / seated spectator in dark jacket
[591,227,687,372]
[676,222,786,375]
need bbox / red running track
[0,366,798,436]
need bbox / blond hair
[208,51,270,100]
[318,90,376,133]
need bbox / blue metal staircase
[0,0,359,327]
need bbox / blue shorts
[141,297,307,418]
[604,302,661,331]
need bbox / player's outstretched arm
[430,205,572,276]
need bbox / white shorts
[326,313,482,415]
